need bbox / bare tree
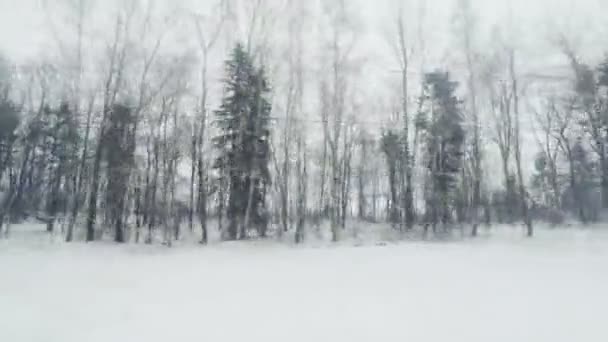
[454,0,483,235]
[508,44,534,236]
[0,65,51,237]
[531,96,562,210]
[271,0,307,236]
[357,130,372,220]
[294,125,308,244]
[42,0,94,241]
[339,118,357,229]
[193,0,227,243]
[85,6,134,242]
[481,50,515,222]
[551,97,587,222]
[393,6,414,231]
[319,0,359,242]
[559,37,608,210]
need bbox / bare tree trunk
[134,175,142,243]
[218,175,225,235]
[161,107,171,246]
[509,48,533,237]
[147,137,160,244]
[295,133,307,244]
[86,124,104,242]
[66,97,94,242]
[189,123,197,232]
[371,167,378,221]
[396,12,414,232]
[319,134,328,217]
[193,6,224,242]
[197,157,207,244]
[357,136,369,220]
[142,135,152,228]
[460,2,482,236]
[85,11,127,242]
[330,154,340,242]
[241,178,256,240]
[340,125,355,229]
[601,154,608,209]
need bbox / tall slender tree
[421,71,466,231]
[213,43,272,240]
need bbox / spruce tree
[422,71,465,229]
[0,100,19,187]
[103,104,136,242]
[44,102,80,232]
[567,139,596,222]
[213,44,272,240]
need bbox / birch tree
[454,0,483,235]
[192,0,227,243]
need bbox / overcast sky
[0,0,605,62]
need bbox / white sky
[0,0,604,61]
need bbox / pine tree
[104,104,136,242]
[565,139,596,222]
[213,44,272,240]
[0,98,19,236]
[422,71,465,229]
[44,102,80,232]
[0,100,19,187]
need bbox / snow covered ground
[1,223,608,342]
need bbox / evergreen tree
[43,102,80,232]
[380,130,401,226]
[0,95,19,235]
[531,152,551,207]
[421,71,465,229]
[563,139,598,222]
[0,100,19,188]
[103,104,136,242]
[213,44,272,240]
[568,54,608,209]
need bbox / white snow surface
[1,223,608,342]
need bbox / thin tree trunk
[295,134,307,244]
[189,124,197,232]
[396,13,414,231]
[147,139,160,244]
[319,124,328,216]
[601,154,608,209]
[509,49,533,237]
[198,158,207,244]
[134,175,142,243]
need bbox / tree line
[0,0,605,244]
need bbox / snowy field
[1,224,608,342]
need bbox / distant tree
[531,96,562,210]
[562,139,597,222]
[213,43,272,240]
[531,152,554,209]
[561,43,608,212]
